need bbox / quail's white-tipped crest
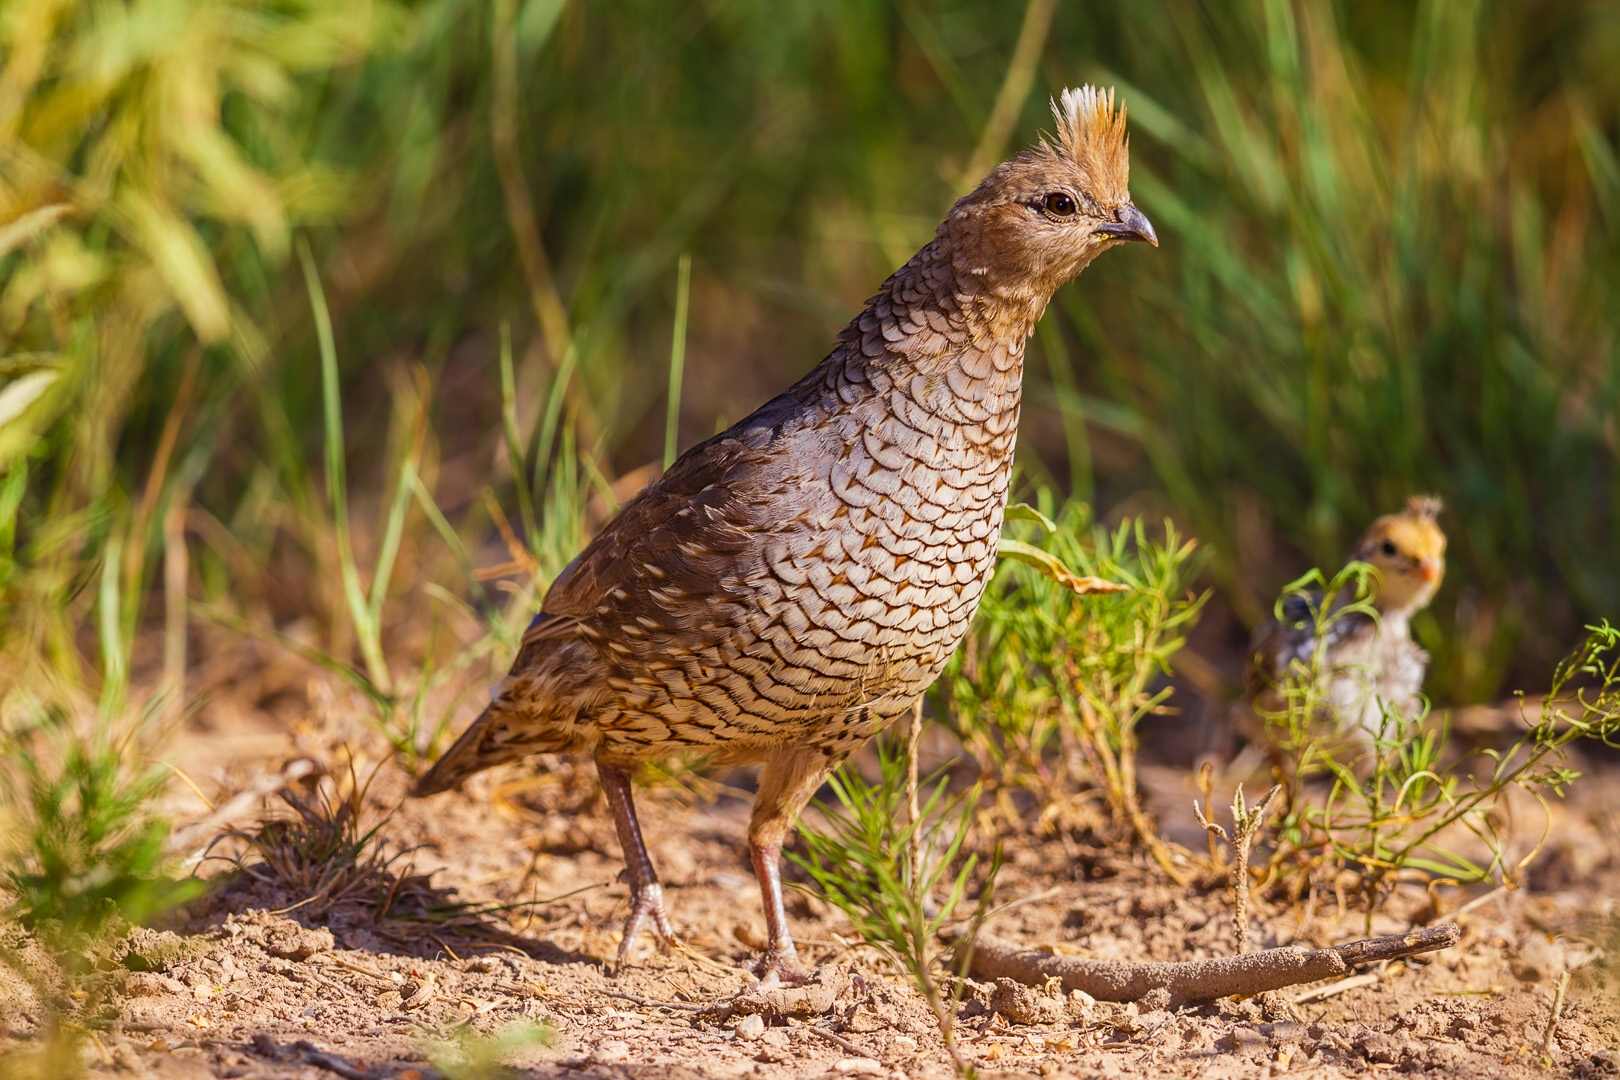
[1404,494,1443,521]
[1047,85,1131,206]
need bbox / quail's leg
[597,759,674,965]
[747,744,851,985]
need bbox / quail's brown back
[414,87,1154,795]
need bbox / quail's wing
[517,389,810,653]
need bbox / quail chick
[1245,496,1447,763]
[413,87,1157,982]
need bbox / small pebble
[592,1041,631,1063]
[732,1013,766,1041]
[833,1058,884,1075]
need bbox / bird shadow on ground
[185,859,598,967]
[181,774,600,967]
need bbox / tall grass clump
[936,496,1205,879]
[1047,0,1620,696]
[0,1,391,685]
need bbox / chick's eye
[1042,192,1077,216]
[1380,539,1398,557]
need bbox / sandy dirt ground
[2,698,1617,1080]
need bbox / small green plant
[1,710,201,966]
[427,1019,557,1079]
[938,495,1206,880]
[1249,561,1383,772]
[1262,620,1620,925]
[793,735,999,1079]
[2,523,199,970]
[0,704,202,1080]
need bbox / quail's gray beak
[1095,203,1158,247]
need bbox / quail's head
[1351,495,1447,615]
[946,86,1157,299]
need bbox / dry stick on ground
[1289,970,1380,1005]
[952,923,1460,1007]
[291,1041,370,1080]
[802,1023,871,1058]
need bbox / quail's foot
[749,941,810,987]
[615,879,676,968]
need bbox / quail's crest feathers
[1404,494,1443,522]
[1046,85,1131,207]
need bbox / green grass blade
[299,238,392,698]
[498,323,539,550]
[663,252,692,471]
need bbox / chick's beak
[1415,558,1442,583]
[1095,203,1158,246]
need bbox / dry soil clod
[710,966,845,1021]
[953,923,1461,1006]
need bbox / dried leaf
[996,538,1130,596]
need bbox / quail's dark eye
[1380,539,1398,557]
[1042,192,1077,217]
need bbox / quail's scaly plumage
[1246,496,1448,760]
[414,87,1157,981]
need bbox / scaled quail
[413,86,1158,982]
[1243,496,1447,766]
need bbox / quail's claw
[749,944,810,988]
[616,881,675,966]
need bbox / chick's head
[946,86,1157,303]
[1351,496,1447,615]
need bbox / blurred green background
[2,0,1617,724]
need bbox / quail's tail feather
[411,700,546,797]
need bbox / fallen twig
[1433,884,1508,925]
[952,924,1459,1006]
[1289,970,1380,1004]
[801,1022,869,1057]
[603,990,706,1012]
[291,1040,370,1080]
